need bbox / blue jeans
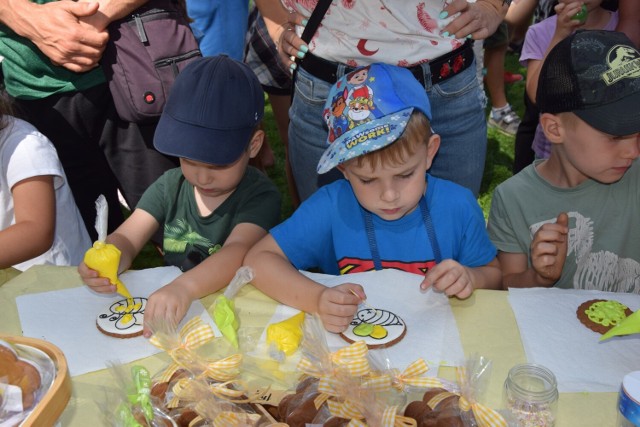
[289,59,487,200]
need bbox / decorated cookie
[577,299,633,335]
[340,308,406,349]
[97,297,147,338]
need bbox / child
[79,56,282,335]
[487,30,640,293]
[244,63,501,333]
[0,92,91,270]
[520,0,619,159]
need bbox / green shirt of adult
[0,0,105,100]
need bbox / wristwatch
[502,0,512,5]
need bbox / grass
[132,51,527,269]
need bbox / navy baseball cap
[536,30,640,136]
[154,55,264,165]
[317,63,432,174]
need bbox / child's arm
[525,2,585,103]
[497,213,569,289]
[420,258,502,298]
[499,213,569,289]
[78,208,159,293]
[245,234,364,333]
[0,176,55,268]
[142,222,269,337]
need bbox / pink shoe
[504,71,524,84]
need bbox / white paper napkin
[16,267,219,377]
[508,287,640,392]
[256,270,464,374]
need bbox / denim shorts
[288,59,487,200]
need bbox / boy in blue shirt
[245,63,501,333]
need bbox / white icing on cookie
[96,297,146,336]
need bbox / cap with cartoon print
[536,30,640,136]
[316,63,432,174]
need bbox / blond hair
[349,111,432,170]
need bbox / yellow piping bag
[83,195,132,299]
[213,266,254,348]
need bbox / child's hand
[78,261,116,293]
[554,2,586,38]
[317,283,364,333]
[531,212,569,286]
[421,260,474,299]
[143,283,193,338]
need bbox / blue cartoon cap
[317,63,432,174]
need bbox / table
[0,266,619,426]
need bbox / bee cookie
[340,308,406,349]
[96,297,147,338]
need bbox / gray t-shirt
[488,160,640,293]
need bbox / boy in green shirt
[79,56,281,334]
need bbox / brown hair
[0,91,14,131]
[349,111,432,170]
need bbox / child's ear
[539,113,563,144]
[425,134,440,167]
[247,130,265,159]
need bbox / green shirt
[0,0,105,99]
[137,166,281,271]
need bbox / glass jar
[503,363,559,427]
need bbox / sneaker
[488,107,521,136]
[504,71,524,84]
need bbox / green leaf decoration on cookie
[353,323,374,337]
[585,300,629,327]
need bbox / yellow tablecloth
[0,266,619,426]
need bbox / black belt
[298,39,474,87]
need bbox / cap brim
[154,112,253,165]
[574,93,640,136]
[317,108,414,174]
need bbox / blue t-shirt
[271,174,496,275]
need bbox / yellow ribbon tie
[362,372,392,392]
[330,341,371,377]
[392,359,443,391]
[149,317,215,382]
[204,353,243,382]
[381,405,417,427]
[298,341,370,380]
[426,391,457,410]
[327,398,365,420]
[458,396,507,427]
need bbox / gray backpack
[101,0,201,123]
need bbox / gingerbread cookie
[576,299,632,334]
[340,308,406,349]
[96,297,147,338]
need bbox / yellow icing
[370,324,388,339]
[585,300,629,327]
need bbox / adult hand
[441,0,507,40]
[78,261,116,294]
[15,0,108,72]
[143,282,193,338]
[317,283,363,333]
[421,259,475,299]
[273,8,307,71]
[531,212,569,285]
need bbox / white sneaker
[488,106,521,136]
